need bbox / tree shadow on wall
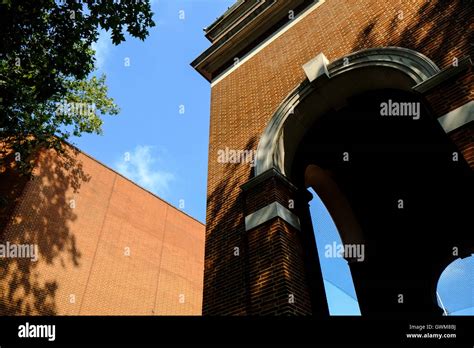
[204,136,258,314]
[0,144,89,315]
[353,0,473,68]
[202,0,473,316]
[347,0,474,315]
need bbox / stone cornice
[192,0,315,81]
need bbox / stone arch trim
[329,47,440,83]
[254,46,441,177]
[240,47,471,316]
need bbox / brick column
[448,124,474,169]
[241,168,328,315]
[415,56,473,169]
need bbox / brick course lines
[0,145,205,315]
[203,0,473,315]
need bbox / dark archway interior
[292,89,473,316]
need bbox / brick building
[0,144,205,315]
[192,0,473,315]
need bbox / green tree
[0,0,155,173]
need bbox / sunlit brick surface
[203,0,473,315]
[0,147,205,315]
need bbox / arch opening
[252,47,472,315]
[306,173,362,315]
[255,47,441,178]
[290,87,473,315]
[436,255,474,316]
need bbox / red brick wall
[204,0,473,315]
[246,219,313,315]
[449,124,474,169]
[0,146,205,315]
[424,64,473,117]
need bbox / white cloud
[91,30,111,70]
[115,145,174,196]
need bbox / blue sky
[71,0,471,316]
[72,0,236,223]
[437,255,474,315]
[309,188,361,315]
[310,189,473,316]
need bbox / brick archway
[291,87,472,315]
[254,47,441,178]
[241,48,473,316]
[194,0,474,315]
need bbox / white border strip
[211,0,326,87]
[245,202,301,231]
[438,101,474,133]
